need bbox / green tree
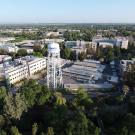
[114,46,121,58]
[0,87,7,100]
[41,46,47,56]
[123,85,130,96]
[73,87,93,109]
[33,45,42,52]
[17,49,27,57]
[36,86,51,106]
[106,47,114,62]
[70,51,76,61]
[11,126,22,135]
[46,127,54,135]
[66,111,89,135]
[119,127,128,135]
[21,80,39,107]
[32,123,38,135]
[33,52,43,57]
[0,115,5,128]
[0,130,7,135]
[122,113,135,135]
[54,92,66,106]
[97,46,104,60]
[64,31,80,41]
[63,48,71,59]
[78,52,86,61]
[4,93,27,120]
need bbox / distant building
[92,36,129,49]
[45,32,60,37]
[4,56,46,84]
[65,41,97,51]
[65,41,86,60]
[68,30,80,33]
[0,44,18,53]
[16,40,44,54]
[0,37,15,43]
[22,48,33,54]
[57,29,67,35]
[99,42,114,48]
[15,40,36,46]
[0,29,38,34]
[0,55,12,63]
[43,38,65,44]
[116,37,129,49]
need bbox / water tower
[47,43,63,90]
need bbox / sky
[0,0,135,24]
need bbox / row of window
[9,69,28,77]
[29,61,46,68]
[10,72,28,81]
[30,64,46,72]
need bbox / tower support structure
[47,43,62,90]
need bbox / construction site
[63,60,105,83]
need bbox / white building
[15,40,36,45]
[0,44,18,53]
[0,37,15,43]
[43,38,65,44]
[4,56,46,84]
[65,41,97,51]
[99,42,114,48]
[92,36,129,49]
[68,30,80,32]
[0,55,12,63]
[116,37,129,49]
[45,32,60,37]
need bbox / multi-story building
[4,56,46,84]
[65,40,86,60]
[65,41,97,51]
[92,36,129,49]
[65,41,85,48]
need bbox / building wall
[5,57,46,84]
[121,40,128,49]
[99,42,114,48]
[5,65,29,84]
[0,45,18,53]
[92,36,129,49]
[28,59,46,75]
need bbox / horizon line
[0,22,135,25]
